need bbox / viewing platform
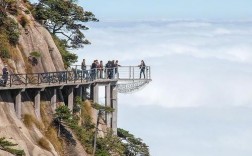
[0,65,151,134]
[0,65,152,93]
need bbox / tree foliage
[52,35,77,68]
[0,137,25,156]
[0,8,7,25]
[0,0,16,9]
[0,12,20,45]
[34,0,98,49]
[55,105,72,121]
[96,130,125,156]
[53,100,150,156]
[118,128,150,156]
[92,103,114,113]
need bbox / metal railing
[0,66,151,88]
[71,65,151,80]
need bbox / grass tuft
[38,137,51,151]
[23,114,43,130]
[41,102,64,155]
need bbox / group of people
[81,59,121,80]
[81,59,147,79]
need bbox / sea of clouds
[77,20,252,108]
[76,21,252,155]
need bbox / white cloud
[76,20,252,108]
[118,105,252,156]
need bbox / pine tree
[0,137,25,156]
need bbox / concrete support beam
[93,83,99,104]
[51,88,57,113]
[68,87,74,111]
[76,85,83,100]
[82,86,87,101]
[91,83,99,125]
[34,90,41,118]
[14,90,22,119]
[111,85,118,134]
[105,83,111,127]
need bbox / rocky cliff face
[3,2,65,74]
[0,1,88,155]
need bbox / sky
[82,0,252,20]
[30,0,252,155]
[75,1,252,155]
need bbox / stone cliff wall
[0,1,65,74]
[0,1,89,156]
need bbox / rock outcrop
[0,1,88,155]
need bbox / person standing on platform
[115,60,121,78]
[2,65,8,86]
[99,60,104,78]
[91,60,97,80]
[81,59,87,79]
[138,60,146,79]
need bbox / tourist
[115,60,121,78]
[105,61,112,79]
[91,60,97,80]
[111,60,115,78]
[81,59,87,79]
[2,65,8,86]
[138,60,146,79]
[96,60,100,79]
[99,60,104,78]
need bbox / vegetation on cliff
[53,98,150,156]
[0,137,25,156]
[52,35,78,68]
[0,0,89,67]
[0,1,20,60]
[34,0,98,49]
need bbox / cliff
[2,3,65,74]
[0,1,88,155]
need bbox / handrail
[0,66,151,88]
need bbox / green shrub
[8,31,19,44]
[24,9,30,14]
[0,10,7,26]
[30,51,41,58]
[5,0,18,15]
[3,17,20,45]
[0,137,25,156]
[52,35,77,68]
[19,15,29,27]
[0,48,11,59]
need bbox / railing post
[149,66,151,79]
[133,67,134,80]
[113,67,115,79]
[117,67,119,79]
[25,74,28,86]
[37,73,40,85]
[9,74,12,87]
[129,66,131,79]
[74,70,76,83]
[95,68,97,80]
[59,72,61,84]
[66,71,68,84]
[48,72,51,85]
[81,70,83,83]
[105,68,107,79]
